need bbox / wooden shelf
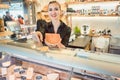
[66,13,119,17]
[66,1,120,17]
[65,1,119,5]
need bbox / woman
[34,1,71,48]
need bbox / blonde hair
[48,1,61,10]
[37,12,42,20]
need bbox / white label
[1,68,7,75]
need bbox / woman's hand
[36,31,43,42]
[56,42,65,49]
[32,31,43,43]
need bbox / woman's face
[48,3,61,21]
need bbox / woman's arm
[35,19,47,35]
[61,27,71,47]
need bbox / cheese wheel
[45,33,61,45]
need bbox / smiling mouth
[51,14,57,17]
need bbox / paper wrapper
[47,73,59,80]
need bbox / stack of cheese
[45,33,61,46]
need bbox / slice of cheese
[71,77,82,80]
[2,61,11,67]
[47,73,59,80]
[8,75,15,80]
[26,67,34,79]
[1,68,7,75]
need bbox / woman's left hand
[56,43,65,49]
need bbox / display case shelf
[67,12,119,17]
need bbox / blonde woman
[33,1,71,48]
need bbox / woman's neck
[52,20,60,33]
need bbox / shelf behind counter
[68,36,91,49]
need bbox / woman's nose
[51,10,56,14]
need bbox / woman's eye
[48,8,59,11]
[54,8,58,11]
[49,8,52,11]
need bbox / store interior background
[34,0,120,36]
[0,0,120,54]
[0,1,120,79]
[0,0,120,35]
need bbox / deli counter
[0,40,120,80]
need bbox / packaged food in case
[26,67,34,79]
[47,73,59,80]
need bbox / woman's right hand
[36,31,43,42]
[56,43,65,49]
[32,31,43,43]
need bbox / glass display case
[0,43,120,80]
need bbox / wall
[67,1,120,36]
[69,16,120,35]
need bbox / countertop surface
[68,36,91,48]
[0,31,13,37]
